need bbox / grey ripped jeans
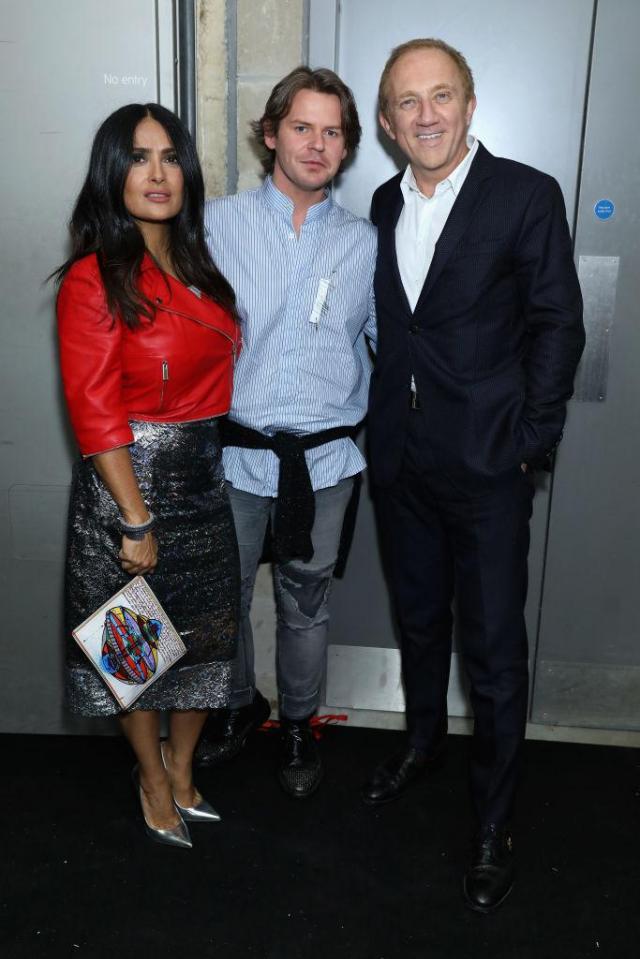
[226,477,354,720]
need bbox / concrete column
[196,0,229,197]
[196,0,305,196]
[235,0,305,191]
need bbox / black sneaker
[277,716,323,799]
[195,691,271,767]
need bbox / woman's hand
[91,447,159,576]
[118,532,158,576]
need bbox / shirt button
[409,323,420,334]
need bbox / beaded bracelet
[119,512,156,541]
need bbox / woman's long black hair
[53,102,237,328]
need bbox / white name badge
[309,277,332,329]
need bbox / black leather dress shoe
[195,691,271,767]
[361,746,442,806]
[463,824,514,913]
[278,717,323,799]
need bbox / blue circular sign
[594,199,615,220]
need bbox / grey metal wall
[531,0,640,730]
[311,0,640,731]
[2,0,637,737]
[0,0,175,733]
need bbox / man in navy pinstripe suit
[361,39,584,912]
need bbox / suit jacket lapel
[414,143,495,312]
[377,178,413,318]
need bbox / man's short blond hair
[378,38,475,118]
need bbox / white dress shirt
[396,135,479,312]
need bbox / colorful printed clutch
[72,576,186,710]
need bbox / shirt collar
[261,175,333,224]
[401,135,478,201]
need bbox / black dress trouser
[375,408,535,828]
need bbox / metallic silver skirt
[65,418,239,716]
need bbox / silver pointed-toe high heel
[160,741,222,823]
[174,792,222,823]
[131,765,193,848]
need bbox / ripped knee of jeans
[276,563,334,624]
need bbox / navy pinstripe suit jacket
[368,142,585,486]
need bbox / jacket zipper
[154,304,240,396]
[154,303,239,352]
[159,360,169,409]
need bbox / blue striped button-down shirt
[204,177,377,497]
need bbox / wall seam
[226,0,238,194]
[528,0,600,719]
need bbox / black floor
[1,726,639,959]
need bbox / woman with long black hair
[55,103,241,848]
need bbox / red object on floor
[259,714,348,740]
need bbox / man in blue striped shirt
[198,67,377,798]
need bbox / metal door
[308,0,596,719]
[0,0,175,733]
[530,0,640,730]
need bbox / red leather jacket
[57,253,240,456]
